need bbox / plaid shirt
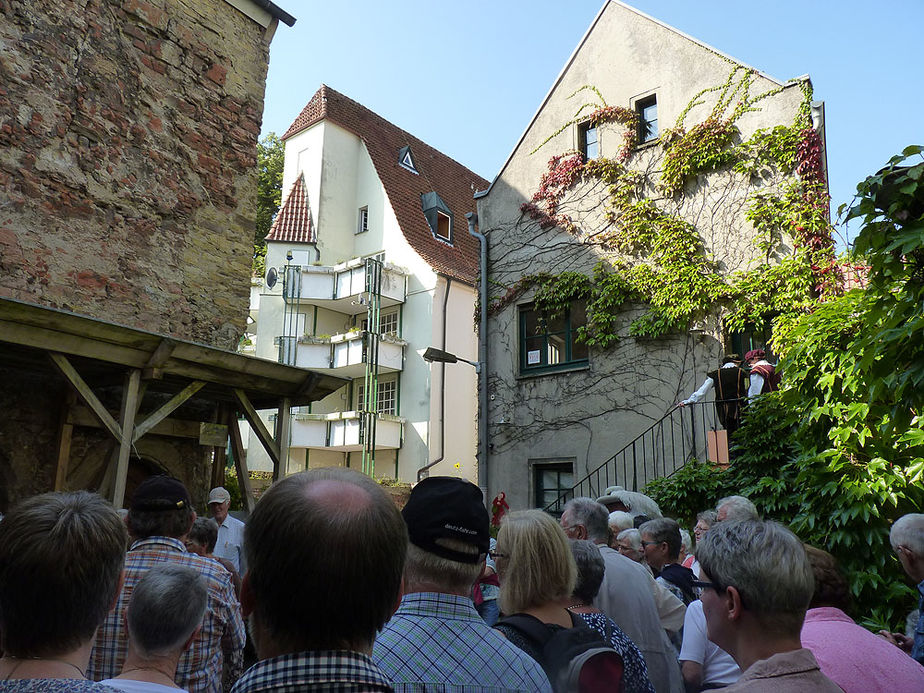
[373,592,552,692]
[88,537,245,693]
[231,650,393,692]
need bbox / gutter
[466,212,489,497]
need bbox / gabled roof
[266,173,315,243]
[476,0,792,199]
[281,86,489,284]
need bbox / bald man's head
[244,468,408,653]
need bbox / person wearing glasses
[880,513,924,666]
[694,519,840,692]
[560,498,683,693]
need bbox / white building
[247,86,487,483]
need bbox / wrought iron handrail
[543,399,731,513]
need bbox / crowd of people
[1,473,923,692]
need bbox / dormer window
[398,145,418,174]
[421,191,453,244]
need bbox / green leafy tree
[647,146,924,630]
[253,132,285,277]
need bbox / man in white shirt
[679,356,747,435]
[208,487,245,574]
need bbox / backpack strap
[498,613,556,649]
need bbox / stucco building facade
[475,1,827,509]
[247,86,487,483]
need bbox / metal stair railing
[543,400,724,514]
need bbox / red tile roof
[281,85,488,283]
[266,173,315,243]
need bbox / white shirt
[682,362,738,405]
[678,600,741,687]
[215,513,245,574]
[747,359,774,400]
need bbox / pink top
[801,606,924,693]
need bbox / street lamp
[422,346,481,373]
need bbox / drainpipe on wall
[466,212,489,498]
[417,276,453,481]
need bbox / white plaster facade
[247,91,483,483]
[475,1,823,509]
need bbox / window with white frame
[357,206,369,234]
[361,310,399,336]
[356,379,397,415]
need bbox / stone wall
[0,0,273,348]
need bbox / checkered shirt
[87,537,245,693]
[373,592,552,692]
[230,650,393,692]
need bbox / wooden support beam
[143,338,176,380]
[112,369,142,509]
[276,397,291,480]
[49,352,122,441]
[211,404,229,488]
[133,380,206,443]
[234,388,280,467]
[227,410,255,514]
[54,390,76,491]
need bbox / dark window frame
[578,120,599,160]
[533,460,575,510]
[519,301,589,374]
[635,95,658,144]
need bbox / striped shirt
[373,592,552,692]
[231,650,393,692]
[88,537,245,693]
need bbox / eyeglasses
[640,540,662,547]
[691,579,722,592]
[488,550,508,560]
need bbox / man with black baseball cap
[88,475,245,693]
[373,477,551,692]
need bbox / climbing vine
[494,64,844,349]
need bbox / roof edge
[478,0,794,199]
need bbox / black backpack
[499,611,624,692]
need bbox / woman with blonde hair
[494,510,624,691]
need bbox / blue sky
[261,0,922,245]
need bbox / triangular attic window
[398,145,418,174]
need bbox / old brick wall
[0,0,272,349]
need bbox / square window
[579,121,599,160]
[635,95,658,143]
[356,379,397,416]
[519,301,589,373]
[357,207,369,234]
[360,310,399,336]
[533,461,574,510]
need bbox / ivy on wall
[496,65,846,347]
